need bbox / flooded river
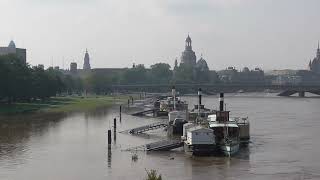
[0,93,320,180]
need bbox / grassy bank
[0,95,128,115]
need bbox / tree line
[1,54,277,98]
[83,63,220,94]
[0,54,82,103]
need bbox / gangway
[123,122,168,134]
[124,140,183,151]
[131,108,158,116]
[146,140,183,151]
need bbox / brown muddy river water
[0,93,320,180]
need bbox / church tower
[309,42,320,74]
[83,49,91,70]
[180,34,197,66]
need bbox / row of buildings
[268,43,320,85]
[1,37,320,85]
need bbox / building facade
[70,62,77,73]
[0,40,26,63]
[309,43,320,74]
[218,67,265,84]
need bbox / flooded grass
[0,95,129,115]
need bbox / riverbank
[0,95,129,115]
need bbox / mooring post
[113,118,117,132]
[107,146,111,167]
[119,105,122,122]
[127,99,130,108]
[113,118,117,142]
[131,96,134,105]
[108,130,112,145]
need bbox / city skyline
[1,0,320,70]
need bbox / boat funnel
[172,86,176,110]
[198,88,202,106]
[172,86,176,96]
[219,93,224,111]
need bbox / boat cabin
[186,126,215,145]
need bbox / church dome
[8,40,16,49]
[196,57,209,71]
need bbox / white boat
[220,139,240,156]
[183,125,216,156]
[209,121,240,156]
[208,93,241,156]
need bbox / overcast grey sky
[0,0,319,70]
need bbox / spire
[185,34,192,50]
[83,48,91,70]
[309,59,312,70]
[8,40,16,49]
[174,58,178,70]
[186,34,191,42]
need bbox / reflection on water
[107,145,111,168]
[0,93,320,180]
[0,113,66,169]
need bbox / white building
[0,40,26,63]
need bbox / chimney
[172,86,176,110]
[219,93,224,111]
[198,88,202,106]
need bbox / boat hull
[184,143,217,156]
[220,143,240,156]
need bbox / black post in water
[127,99,130,108]
[119,105,122,122]
[107,130,112,145]
[113,118,117,132]
[219,93,224,111]
[107,143,111,168]
[131,97,134,105]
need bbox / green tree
[85,72,112,94]
[149,63,172,84]
[120,64,148,84]
[174,64,195,83]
